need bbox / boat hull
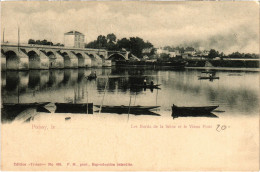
[55,103,93,114]
[1,102,50,122]
[95,105,160,116]
[172,104,219,114]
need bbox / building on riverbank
[64,31,85,48]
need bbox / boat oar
[86,91,88,114]
[99,74,109,114]
[127,95,132,121]
[133,91,137,106]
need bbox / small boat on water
[95,105,160,116]
[55,103,93,114]
[87,75,97,80]
[198,71,219,80]
[201,71,216,74]
[172,104,219,114]
[133,84,161,89]
[198,76,220,80]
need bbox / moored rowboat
[172,104,219,114]
[95,105,160,116]
[3,102,50,108]
[55,103,93,114]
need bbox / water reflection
[1,67,259,122]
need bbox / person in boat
[89,71,96,78]
[151,80,154,86]
[143,77,147,86]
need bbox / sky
[1,1,259,54]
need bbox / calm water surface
[1,67,259,122]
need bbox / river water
[1,67,259,123]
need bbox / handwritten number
[216,124,227,132]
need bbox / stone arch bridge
[1,43,128,70]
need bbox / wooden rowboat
[55,103,93,114]
[3,102,50,108]
[172,112,218,119]
[86,74,97,80]
[95,105,160,116]
[2,102,51,122]
[172,104,219,114]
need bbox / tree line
[28,39,64,46]
[208,49,259,59]
[85,33,154,58]
[163,45,259,59]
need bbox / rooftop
[64,31,84,35]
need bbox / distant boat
[86,73,97,80]
[198,71,219,80]
[201,71,216,74]
[55,103,93,114]
[87,75,97,80]
[172,104,219,114]
[228,73,242,76]
[132,84,161,89]
[198,76,219,80]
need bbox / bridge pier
[60,51,78,68]
[73,52,92,68]
[1,52,6,71]
[87,54,101,67]
[83,53,92,67]
[46,51,64,69]
[94,54,103,67]
[39,51,49,69]
[24,49,49,70]
[102,59,112,67]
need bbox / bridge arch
[99,55,105,60]
[5,51,19,70]
[46,51,56,68]
[24,48,40,56]
[60,52,71,68]
[108,53,126,61]
[75,53,85,68]
[87,54,96,60]
[28,50,41,69]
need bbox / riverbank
[185,67,260,72]
[115,59,259,69]
[186,59,259,68]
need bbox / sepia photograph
[1,1,259,171]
